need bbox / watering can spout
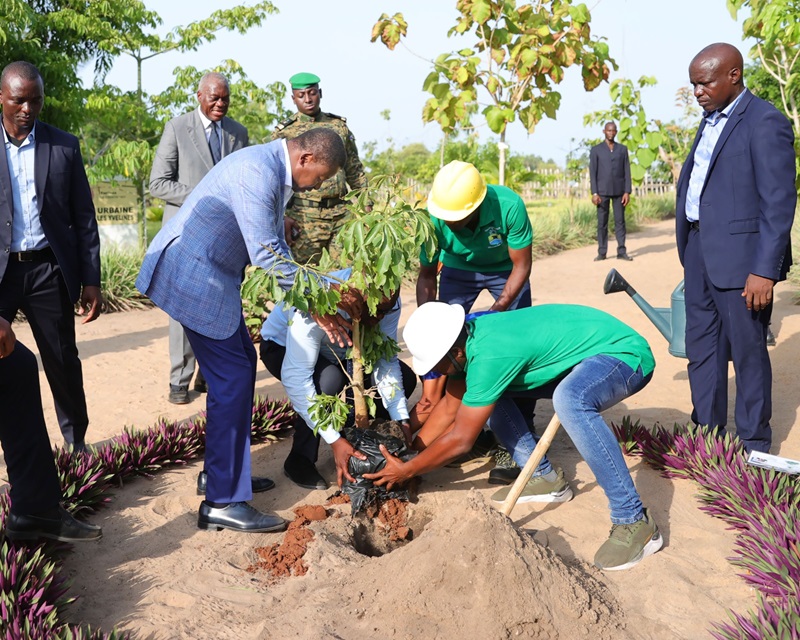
[603,269,686,358]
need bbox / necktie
[208,123,221,165]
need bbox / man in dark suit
[0,316,102,542]
[150,72,249,406]
[589,122,633,261]
[0,61,102,452]
[676,43,796,453]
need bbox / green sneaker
[593,509,663,571]
[490,468,573,504]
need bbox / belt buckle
[15,251,33,262]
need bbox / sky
[86,0,753,167]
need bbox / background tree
[728,0,800,173]
[82,1,278,245]
[372,0,616,185]
[583,76,664,184]
[652,86,701,184]
[0,0,124,131]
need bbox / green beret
[289,72,321,89]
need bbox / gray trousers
[169,316,197,387]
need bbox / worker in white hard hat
[412,160,535,483]
[365,302,663,572]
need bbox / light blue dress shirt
[262,268,410,444]
[684,90,746,222]
[3,124,46,251]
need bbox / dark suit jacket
[0,121,100,303]
[676,90,796,289]
[589,141,631,196]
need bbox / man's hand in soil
[331,438,367,487]
[364,444,411,491]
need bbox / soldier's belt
[289,196,344,209]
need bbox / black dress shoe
[196,471,275,495]
[168,384,190,404]
[284,454,330,490]
[617,254,634,261]
[5,506,102,543]
[193,371,207,394]
[593,254,606,262]
[197,501,286,533]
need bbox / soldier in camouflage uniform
[272,72,367,264]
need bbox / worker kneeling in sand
[365,302,663,571]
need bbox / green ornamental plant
[242,176,436,431]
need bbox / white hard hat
[403,302,466,375]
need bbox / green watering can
[603,269,687,359]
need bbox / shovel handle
[499,413,561,516]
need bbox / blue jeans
[488,398,555,477]
[553,355,651,524]
[490,355,651,524]
[439,266,531,312]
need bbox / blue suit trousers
[684,227,773,452]
[184,316,256,502]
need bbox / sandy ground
[5,218,799,639]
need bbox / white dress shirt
[3,124,45,252]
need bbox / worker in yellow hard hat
[417,160,532,314]
[412,160,535,482]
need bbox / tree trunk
[350,320,370,429]
[498,131,508,186]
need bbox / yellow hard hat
[427,161,488,222]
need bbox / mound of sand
[256,491,630,639]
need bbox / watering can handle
[499,413,561,516]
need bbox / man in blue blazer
[0,61,102,452]
[676,43,796,453]
[137,128,363,533]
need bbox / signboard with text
[92,181,139,250]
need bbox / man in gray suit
[150,72,249,405]
[137,128,365,533]
[589,122,633,262]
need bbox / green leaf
[471,0,492,24]
[484,105,507,133]
[630,163,646,182]
[636,146,656,168]
[645,131,663,148]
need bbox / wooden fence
[403,169,674,202]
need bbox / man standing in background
[589,121,633,262]
[150,72,249,405]
[0,61,102,452]
[272,72,367,264]
[676,43,795,453]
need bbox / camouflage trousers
[287,204,349,265]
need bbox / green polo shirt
[458,305,656,407]
[420,184,533,273]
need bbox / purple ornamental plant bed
[1,405,797,638]
[0,396,294,639]
[612,417,800,640]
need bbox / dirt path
[6,219,799,639]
